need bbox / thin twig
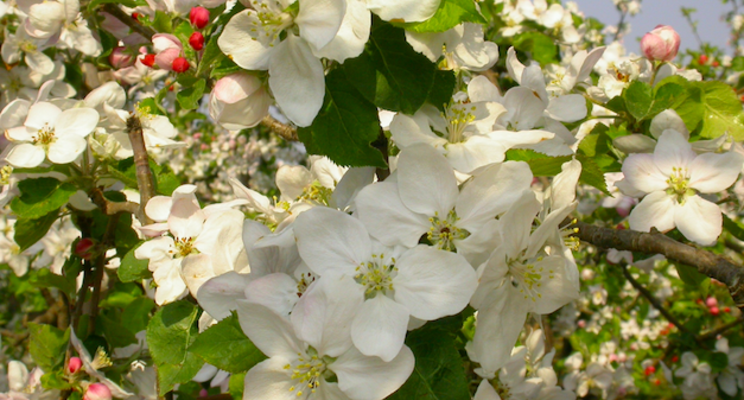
[88,214,120,334]
[699,316,744,341]
[101,4,155,41]
[89,187,140,216]
[127,115,155,225]
[261,115,298,141]
[571,221,744,312]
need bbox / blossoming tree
[1,0,744,399]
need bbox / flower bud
[84,383,112,400]
[109,47,134,69]
[190,6,210,29]
[710,306,720,316]
[172,57,190,73]
[705,297,718,308]
[209,72,271,130]
[75,238,96,260]
[67,357,83,374]
[152,34,183,70]
[141,54,156,68]
[640,25,680,62]
[189,32,204,51]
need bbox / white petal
[628,191,676,233]
[674,195,722,246]
[243,273,299,317]
[457,161,532,229]
[47,135,86,164]
[689,151,743,193]
[6,143,45,167]
[351,294,409,362]
[653,129,696,176]
[366,0,439,22]
[276,165,312,201]
[332,345,414,400]
[621,153,667,194]
[181,254,215,297]
[25,50,54,75]
[394,246,476,320]
[293,207,371,275]
[268,35,324,127]
[291,274,364,357]
[296,0,345,51]
[235,301,303,359]
[25,101,62,129]
[474,380,501,400]
[145,196,173,222]
[54,107,99,137]
[545,94,586,122]
[397,143,458,217]
[242,358,296,400]
[354,181,430,248]
[612,134,657,154]
[217,11,274,70]
[196,271,250,320]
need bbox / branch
[699,316,744,341]
[261,115,298,141]
[127,115,155,225]
[101,4,155,41]
[90,187,140,216]
[571,221,744,311]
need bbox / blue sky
[572,0,735,55]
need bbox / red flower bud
[141,54,156,68]
[190,6,210,29]
[189,32,204,51]
[699,54,709,64]
[75,238,96,260]
[67,357,83,374]
[644,366,656,376]
[172,57,190,73]
[710,306,720,316]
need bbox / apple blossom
[641,25,680,62]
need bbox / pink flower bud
[109,47,134,69]
[209,72,271,130]
[577,319,586,329]
[641,25,680,62]
[152,34,183,70]
[84,383,112,400]
[706,297,718,308]
[67,357,83,374]
[190,7,210,29]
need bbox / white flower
[675,352,715,400]
[619,129,744,245]
[405,23,499,71]
[5,101,99,168]
[715,338,744,396]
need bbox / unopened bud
[67,357,83,374]
[84,383,112,400]
[640,25,680,62]
[172,57,190,73]
[190,7,210,29]
[189,32,204,51]
[75,238,96,260]
[141,54,156,68]
[109,47,134,69]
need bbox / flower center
[172,237,198,258]
[0,165,13,185]
[33,124,56,146]
[442,103,477,143]
[355,253,396,297]
[427,210,469,252]
[506,255,553,302]
[296,272,317,297]
[285,348,331,397]
[19,41,37,53]
[297,181,332,206]
[134,102,155,122]
[246,0,294,46]
[666,166,694,203]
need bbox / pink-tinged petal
[167,197,205,239]
[154,48,180,70]
[268,35,324,127]
[689,151,744,193]
[653,129,696,176]
[235,301,303,359]
[242,358,296,400]
[674,195,722,246]
[397,143,458,217]
[351,294,409,362]
[354,181,429,248]
[332,345,414,400]
[293,207,371,276]
[295,0,345,51]
[243,273,299,317]
[54,108,99,137]
[628,191,676,233]
[394,246,476,320]
[144,196,173,222]
[291,274,364,357]
[47,135,86,164]
[621,153,667,194]
[5,143,45,167]
[25,102,61,130]
[196,271,250,320]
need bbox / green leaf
[29,323,69,371]
[188,313,266,373]
[297,68,386,168]
[29,268,76,297]
[177,79,206,110]
[649,81,686,118]
[112,158,181,196]
[117,243,151,283]
[512,31,557,65]
[228,372,246,400]
[708,352,729,373]
[14,210,59,252]
[151,11,173,33]
[506,150,609,194]
[97,313,138,348]
[576,155,610,195]
[122,297,156,334]
[11,178,76,219]
[87,0,137,12]
[723,214,744,242]
[675,263,707,287]
[624,81,653,121]
[403,0,485,33]
[367,19,436,114]
[603,95,626,114]
[427,69,457,111]
[147,300,204,395]
[388,322,470,400]
[41,371,72,391]
[690,80,744,140]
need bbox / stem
[699,316,744,341]
[261,115,298,141]
[101,4,155,41]
[88,214,120,334]
[127,115,155,225]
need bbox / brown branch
[261,115,298,141]
[699,316,744,341]
[127,115,155,225]
[101,4,155,41]
[89,187,140,216]
[621,264,701,344]
[571,221,744,311]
